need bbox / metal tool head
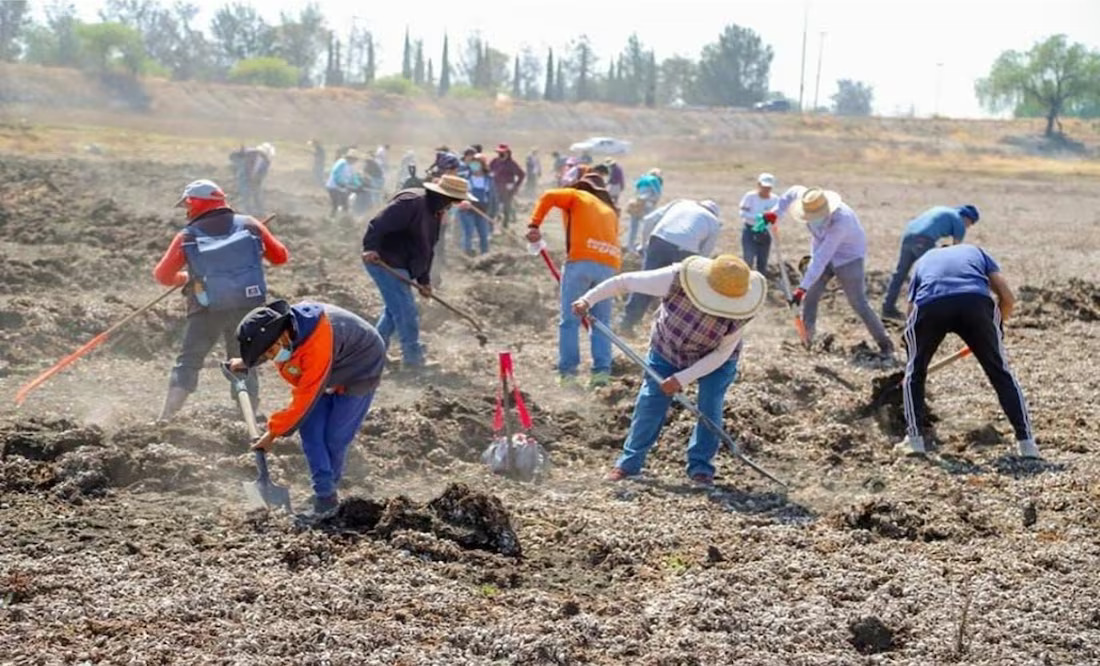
[242,451,292,512]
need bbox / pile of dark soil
[1015,278,1100,328]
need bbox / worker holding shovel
[153,179,289,421]
[572,254,765,487]
[895,244,1039,459]
[527,172,622,388]
[228,299,386,518]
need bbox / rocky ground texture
[1,154,1098,664]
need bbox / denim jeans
[621,236,694,330]
[364,263,424,366]
[802,257,894,353]
[298,391,375,498]
[883,234,936,313]
[616,349,738,478]
[559,260,615,376]
[741,225,772,273]
[459,209,490,254]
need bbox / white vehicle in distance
[568,137,632,155]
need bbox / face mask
[470,162,483,173]
[273,347,292,363]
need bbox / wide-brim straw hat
[680,255,766,319]
[789,186,842,224]
[424,173,478,202]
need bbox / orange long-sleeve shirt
[530,189,621,271]
[268,311,334,437]
[153,214,288,287]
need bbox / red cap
[496,143,510,153]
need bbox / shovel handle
[253,449,272,482]
[929,346,972,374]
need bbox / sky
[57,0,1100,118]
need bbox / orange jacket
[268,312,334,437]
[530,189,621,270]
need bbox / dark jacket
[490,155,526,191]
[361,189,441,286]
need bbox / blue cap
[959,204,979,222]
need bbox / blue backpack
[181,215,267,311]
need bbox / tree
[555,60,564,101]
[273,3,327,86]
[345,24,374,86]
[512,55,520,98]
[438,34,451,95]
[427,57,434,87]
[644,50,657,108]
[976,34,1100,137]
[401,27,411,79]
[76,22,147,75]
[692,24,772,106]
[570,35,595,102]
[0,0,31,62]
[832,79,873,116]
[615,33,648,105]
[543,48,553,101]
[98,0,215,80]
[517,46,541,100]
[210,3,273,70]
[24,2,82,68]
[658,56,697,106]
[413,39,424,85]
[228,56,299,87]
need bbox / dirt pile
[1015,278,1100,327]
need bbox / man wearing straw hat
[775,185,896,360]
[361,174,476,370]
[572,254,765,487]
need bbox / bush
[228,57,299,88]
[75,22,146,75]
[447,84,491,100]
[372,75,418,96]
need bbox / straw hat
[424,173,478,202]
[344,149,364,161]
[679,255,766,319]
[789,186,841,224]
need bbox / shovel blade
[241,478,292,512]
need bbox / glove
[790,288,805,306]
[763,211,778,224]
[751,215,769,233]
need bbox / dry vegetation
[1,64,1099,664]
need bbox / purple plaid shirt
[651,277,747,369]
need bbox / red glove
[762,211,778,224]
[790,288,805,306]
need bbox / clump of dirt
[464,280,556,328]
[326,483,521,558]
[848,615,898,655]
[834,500,951,541]
[1,417,104,461]
[1015,279,1100,327]
[467,251,529,276]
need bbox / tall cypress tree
[401,27,412,80]
[555,61,564,101]
[366,36,375,84]
[543,48,554,101]
[413,40,425,85]
[512,55,521,97]
[439,34,451,95]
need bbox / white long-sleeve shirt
[739,190,779,226]
[775,185,867,290]
[581,264,744,386]
[639,200,722,255]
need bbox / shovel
[586,317,787,488]
[770,227,810,349]
[868,346,972,408]
[220,362,292,512]
[370,259,489,347]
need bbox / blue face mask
[273,347,292,363]
[470,162,483,173]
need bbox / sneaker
[556,374,582,388]
[690,473,715,488]
[893,435,927,456]
[882,308,905,321]
[588,372,611,388]
[606,467,639,482]
[1017,439,1041,459]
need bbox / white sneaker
[893,435,926,456]
[1017,439,1041,459]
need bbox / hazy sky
[61,0,1100,118]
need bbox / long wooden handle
[929,346,972,374]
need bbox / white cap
[757,172,776,187]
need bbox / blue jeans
[621,236,694,329]
[298,391,375,498]
[883,234,936,312]
[559,260,615,376]
[364,263,424,366]
[741,225,772,273]
[459,209,490,254]
[616,349,738,478]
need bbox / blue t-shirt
[909,244,1000,307]
[905,206,967,243]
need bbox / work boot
[157,387,190,422]
[893,434,926,456]
[588,372,611,389]
[882,307,905,321]
[1017,439,1041,459]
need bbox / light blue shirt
[776,186,867,290]
[641,199,722,255]
[909,244,1000,307]
[905,206,968,243]
[326,158,356,189]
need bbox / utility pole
[813,31,825,112]
[798,1,808,112]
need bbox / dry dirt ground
[1,122,1100,665]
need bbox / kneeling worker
[229,299,386,516]
[897,244,1039,459]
